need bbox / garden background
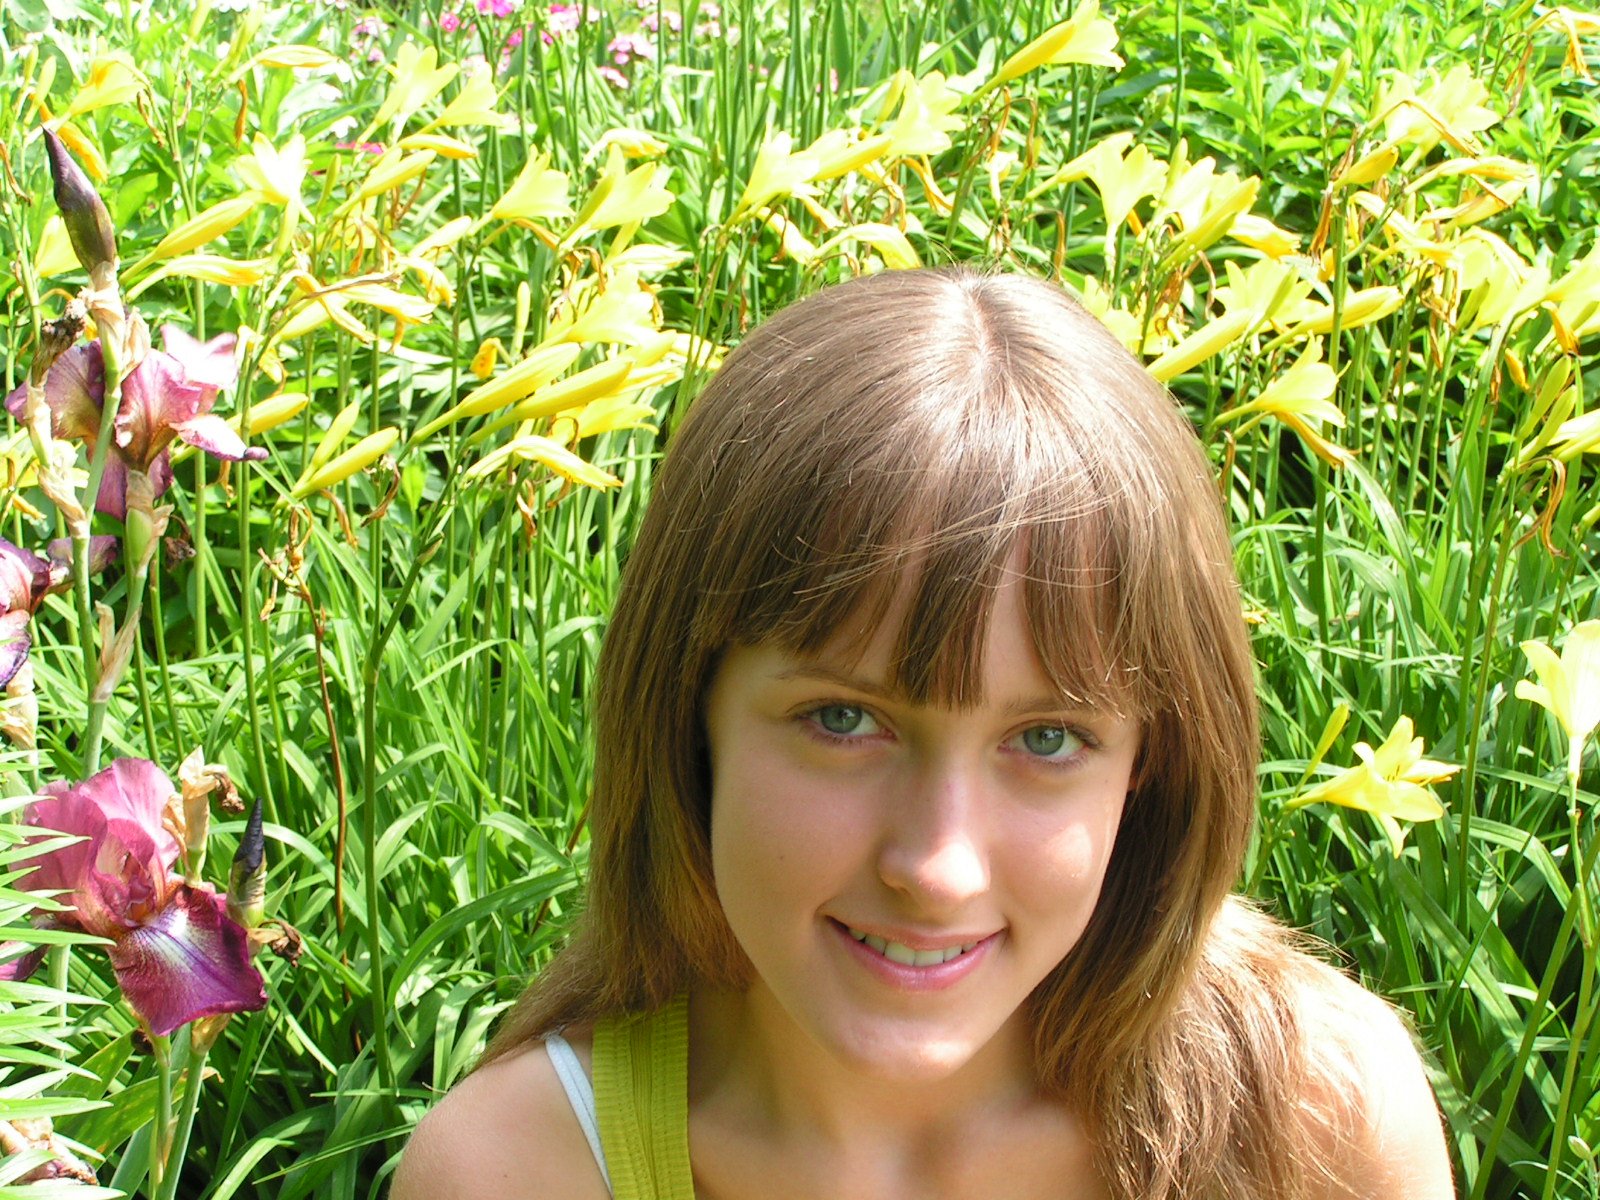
[0,0,1597,1195]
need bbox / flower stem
[155,1035,207,1200]
[76,336,126,776]
[149,1033,172,1197]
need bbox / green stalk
[77,350,127,775]
[156,1037,209,1200]
[149,1033,172,1197]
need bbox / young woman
[393,266,1453,1199]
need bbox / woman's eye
[809,704,878,737]
[1015,724,1085,760]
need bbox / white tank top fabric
[545,1032,613,1193]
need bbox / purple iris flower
[5,327,266,520]
[0,539,52,688]
[4,759,267,1037]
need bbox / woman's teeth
[847,926,979,966]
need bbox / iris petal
[107,884,267,1037]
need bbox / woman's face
[704,565,1140,1083]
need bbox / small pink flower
[476,0,515,15]
[641,9,680,33]
[608,32,656,65]
[507,27,525,46]
[440,10,462,30]
[598,64,630,88]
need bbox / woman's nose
[876,761,991,909]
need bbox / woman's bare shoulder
[390,1032,610,1200]
[1296,963,1454,1200]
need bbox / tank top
[548,994,695,1200]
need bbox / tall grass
[0,0,1596,1195]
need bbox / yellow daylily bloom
[1516,621,1600,781]
[364,43,459,138]
[305,402,364,477]
[812,223,921,270]
[399,132,478,160]
[604,243,691,277]
[732,131,821,220]
[575,393,658,439]
[421,65,511,132]
[1162,157,1260,254]
[491,152,574,225]
[1043,133,1167,236]
[465,434,620,489]
[591,127,670,160]
[1287,286,1405,336]
[354,149,437,202]
[1213,257,1316,326]
[473,357,637,442]
[59,56,146,120]
[148,195,259,260]
[1348,192,1455,268]
[566,145,674,239]
[1374,64,1499,153]
[1228,213,1301,258]
[1547,243,1600,341]
[235,133,310,219]
[1214,339,1352,468]
[246,45,338,70]
[1289,716,1457,856]
[292,428,401,499]
[1146,311,1254,382]
[52,122,108,182]
[808,129,894,182]
[33,216,77,279]
[989,0,1124,88]
[987,149,1020,206]
[759,209,819,263]
[1074,277,1143,352]
[412,216,476,260]
[882,70,967,159]
[126,254,272,298]
[546,269,659,346]
[471,338,503,380]
[1456,230,1548,331]
[414,343,583,441]
[1332,143,1399,189]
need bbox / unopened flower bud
[227,797,266,930]
[124,469,172,579]
[43,129,118,288]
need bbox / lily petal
[107,883,267,1036]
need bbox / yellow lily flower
[1332,143,1399,189]
[414,343,582,441]
[465,434,620,489]
[59,56,146,120]
[1547,243,1600,342]
[1213,339,1352,468]
[491,152,573,226]
[759,209,819,264]
[235,134,310,220]
[732,131,821,220]
[1228,213,1301,258]
[421,64,511,132]
[1374,64,1499,153]
[399,133,478,160]
[244,45,339,71]
[1287,286,1405,336]
[1043,133,1167,237]
[353,149,437,202]
[989,0,1124,88]
[52,122,108,182]
[1516,621,1600,781]
[808,129,893,182]
[591,128,670,160]
[291,428,401,499]
[1074,277,1144,353]
[566,145,674,239]
[1161,156,1260,254]
[147,195,259,261]
[575,394,658,440]
[1289,716,1457,856]
[545,269,659,346]
[125,255,273,299]
[882,70,967,159]
[813,223,922,270]
[363,43,458,139]
[1456,230,1548,331]
[471,338,503,380]
[412,216,477,260]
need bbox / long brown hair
[482,265,1353,1198]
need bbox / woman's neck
[688,980,1044,1146]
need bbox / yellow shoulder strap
[593,994,695,1200]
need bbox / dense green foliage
[0,0,1598,1195]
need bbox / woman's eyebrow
[771,663,1085,720]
